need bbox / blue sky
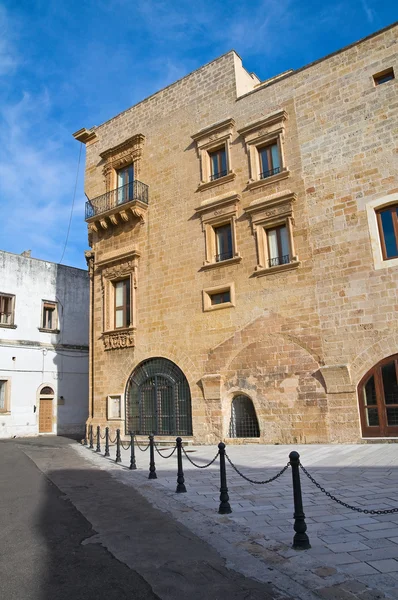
[0,0,396,269]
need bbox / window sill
[252,259,300,277]
[204,301,235,312]
[38,328,60,334]
[196,171,236,192]
[0,323,17,329]
[0,411,11,416]
[246,169,290,191]
[201,255,242,271]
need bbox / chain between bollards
[89,424,94,449]
[218,442,232,514]
[176,437,186,493]
[129,431,137,470]
[115,429,122,463]
[96,425,101,453]
[289,451,310,550]
[104,427,110,457]
[148,434,157,479]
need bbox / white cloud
[361,0,375,23]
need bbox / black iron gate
[126,358,192,436]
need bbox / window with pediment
[238,110,288,190]
[191,118,235,191]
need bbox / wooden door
[39,398,53,433]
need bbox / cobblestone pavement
[77,441,398,599]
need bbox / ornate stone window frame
[195,194,241,269]
[238,110,289,190]
[97,249,140,350]
[203,282,235,312]
[192,118,235,191]
[245,191,299,276]
[100,134,145,193]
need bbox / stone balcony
[85,180,149,230]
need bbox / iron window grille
[268,254,290,268]
[229,395,260,438]
[126,358,193,436]
[260,166,281,179]
[209,147,227,181]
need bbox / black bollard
[96,425,101,452]
[289,451,311,550]
[176,437,186,493]
[218,442,232,514]
[148,434,157,479]
[83,424,88,446]
[104,427,110,457]
[89,424,94,449]
[129,431,137,470]
[115,428,122,463]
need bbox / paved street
[79,438,398,599]
[0,437,289,600]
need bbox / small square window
[258,143,281,179]
[114,278,131,328]
[210,290,231,305]
[41,301,58,331]
[0,294,15,326]
[209,146,227,181]
[376,204,398,260]
[203,283,235,312]
[373,68,395,86]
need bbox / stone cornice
[237,110,288,137]
[191,118,235,142]
[100,134,145,160]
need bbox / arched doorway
[229,394,260,438]
[126,358,192,436]
[358,354,398,437]
[38,385,54,433]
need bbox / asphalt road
[0,436,158,600]
[0,436,286,600]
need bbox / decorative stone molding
[195,194,241,267]
[238,110,288,187]
[192,118,235,189]
[100,134,145,191]
[97,250,140,336]
[103,329,135,351]
[244,191,299,276]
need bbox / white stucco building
[0,250,89,438]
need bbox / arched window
[358,354,398,437]
[229,395,260,438]
[40,386,54,395]
[126,358,192,436]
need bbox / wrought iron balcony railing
[210,170,228,182]
[268,254,290,268]
[260,166,281,180]
[85,180,149,220]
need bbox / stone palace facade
[75,22,398,443]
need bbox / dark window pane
[214,224,233,261]
[364,375,377,406]
[210,291,231,305]
[386,408,398,426]
[380,209,398,258]
[366,408,379,426]
[381,361,398,405]
[229,395,260,438]
[126,278,131,327]
[209,147,227,180]
[259,143,280,178]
